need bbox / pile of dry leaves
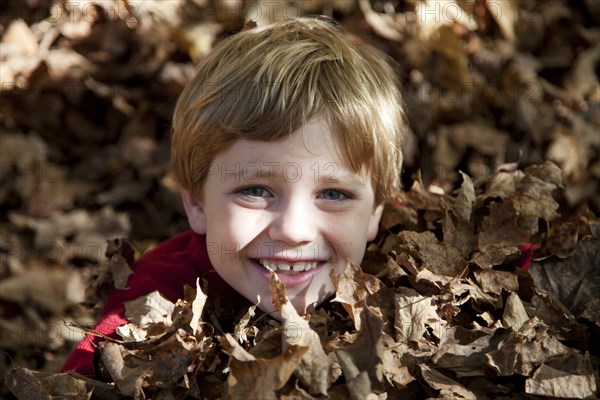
[1,0,599,399]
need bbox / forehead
[212,118,369,184]
[216,118,336,166]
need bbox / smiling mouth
[255,259,320,274]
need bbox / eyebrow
[222,163,369,186]
[222,165,277,182]
[317,171,367,187]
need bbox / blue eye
[238,186,270,198]
[320,189,349,201]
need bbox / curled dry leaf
[432,325,512,377]
[233,296,259,345]
[395,287,446,345]
[502,292,529,331]
[100,238,136,290]
[419,364,476,400]
[271,270,332,396]
[340,305,415,394]
[485,317,572,376]
[529,237,600,321]
[190,278,208,335]
[4,368,52,400]
[99,341,149,398]
[454,171,476,223]
[123,290,174,327]
[330,261,384,330]
[222,333,309,400]
[0,265,85,314]
[509,162,563,222]
[9,207,131,264]
[525,351,597,398]
[395,231,467,277]
[473,269,519,295]
[336,350,376,400]
[473,202,533,268]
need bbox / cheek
[209,207,269,248]
[325,215,371,264]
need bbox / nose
[269,198,318,245]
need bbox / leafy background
[0,0,599,399]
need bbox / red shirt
[61,230,244,377]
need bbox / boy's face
[183,117,383,317]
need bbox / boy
[63,17,404,377]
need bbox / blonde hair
[172,17,404,203]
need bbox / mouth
[255,259,320,275]
[249,257,328,288]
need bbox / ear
[367,202,384,241]
[181,189,207,234]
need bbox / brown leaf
[381,344,415,389]
[1,19,39,57]
[0,265,85,314]
[473,269,519,295]
[4,368,51,400]
[486,0,517,42]
[395,231,467,277]
[432,326,512,376]
[416,0,477,40]
[565,41,600,102]
[547,125,590,183]
[190,278,207,335]
[544,217,582,259]
[129,335,196,389]
[529,238,600,321]
[222,334,309,400]
[99,341,150,398]
[330,261,384,330]
[339,307,386,387]
[419,364,476,400]
[485,317,571,376]
[436,122,509,165]
[442,208,477,260]
[387,172,451,230]
[10,207,131,264]
[271,271,332,395]
[502,292,529,331]
[380,200,418,230]
[0,132,47,167]
[39,373,91,398]
[269,268,288,312]
[104,238,136,289]
[449,279,496,308]
[473,202,533,268]
[429,26,472,88]
[123,290,174,327]
[359,0,402,41]
[336,351,377,400]
[395,287,446,344]
[454,171,476,222]
[528,293,578,333]
[525,351,597,398]
[509,162,562,222]
[481,169,525,201]
[279,383,319,400]
[233,297,259,345]
[222,333,255,362]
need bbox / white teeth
[278,262,291,271]
[292,264,305,272]
[258,259,319,273]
